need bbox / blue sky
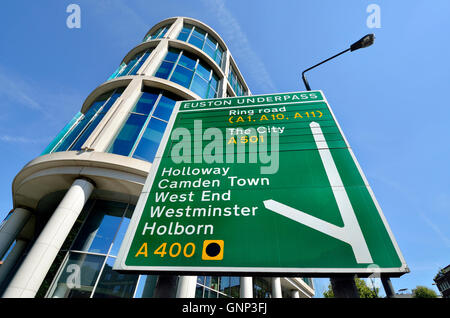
[0,0,449,297]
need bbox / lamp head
[350,34,375,52]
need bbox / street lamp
[301,34,375,91]
[302,34,375,298]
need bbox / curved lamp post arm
[301,34,375,91]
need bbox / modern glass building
[0,17,314,299]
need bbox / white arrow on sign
[263,121,373,264]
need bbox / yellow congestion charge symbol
[202,240,224,260]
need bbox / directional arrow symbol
[264,122,373,264]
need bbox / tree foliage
[413,286,437,298]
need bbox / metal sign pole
[330,276,360,298]
[381,275,395,298]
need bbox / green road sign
[114,91,408,276]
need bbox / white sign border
[113,90,409,276]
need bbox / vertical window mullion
[89,246,113,298]
[129,94,163,157]
[44,251,71,298]
[67,88,117,150]
[50,115,84,153]
[67,111,99,151]
[188,59,200,90]
[202,33,208,51]
[89,200,130,298]
[127,52,142,76]
[167,50,183,81]
[187,26,194,42]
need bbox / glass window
[111,50,152,79]
[195,285,204,298]
[42,112,83,155]
[53,96,107,152]
[92,257,139,298]
[133,118,167,162]
[157,27,167,39]
[154,61,175,80]
[177,26,191,42]
[188,35,204,50]
[171,65,194,87]
[178,52,197,70]
[108,113,147,156]
[128,51,151,76]
[219,277,230,294]
[192,27,206,39]
[144,25,169,42]
[214,47,223,67]
[205,35,217,48]
[155,49,219,99]
[44,198,143,299]
[197,276,205,285]
[165,48,181,62]
[228,66,246,96]
[120,55,140,76]
[152,95,176,121]
[133,275,158,298]
[196,61,211,80]
[205,289,218,298]
[70,88,124,151]
[69,112,104,151]
[177,24,225,69]
[108,62,126,80]
[108,89,179,163]
[203,43,216,61]
[51,89,123,153]
[71,201,127,254]
[47,252,105,298]
[133,92,158,115]
[254,277,272,298]
[109,207,133,256]
[190,73,209,98]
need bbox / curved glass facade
[10,18,315,300]
[107,87,179,163]
[143,25,170,42]
[155,48,219,99]
[109,49,153,80]
[177,24,224,68]
[44,87,124,154]
[46,199,144,298]
[228,65,247,96]
[196,276,240,298]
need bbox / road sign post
[114,90,408,278]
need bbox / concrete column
[291,290,300,298]
[88,78,143,152]
[176,276,197,298]
[271,277,282,298]
[0,239,28,287]
[0,208,32,259]
[141,39,169,76]
[240,277,253,298]
[2,178,94,298]
[165,17,183,40]
[220,50,231,97]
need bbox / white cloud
[200,0,277,93]
[88,0,150,48]
[0,70,42,111]
[0,135,47,144]
[420,213,450,249]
